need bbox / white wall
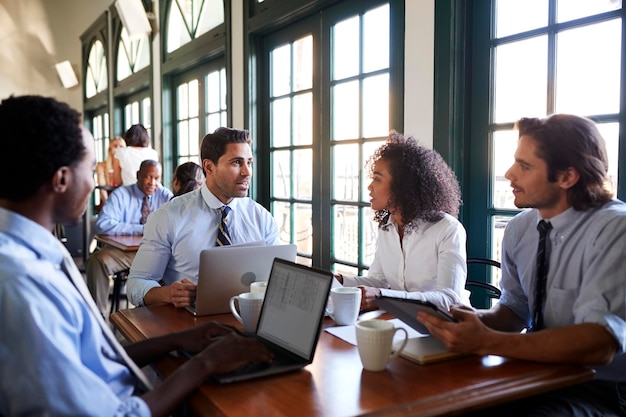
[0,0,110,111]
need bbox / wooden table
[111,305,594,417]
[94,234,142,252]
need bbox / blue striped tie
[216,206,232,246]
[530,220,552,332]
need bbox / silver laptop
[186,244,297,316]
[212,258,333,383]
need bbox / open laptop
[212,258,333,384]
[186,244,297,316]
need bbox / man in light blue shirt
[0,96,271,416]
[419,114,625,416]
[86,159,172,316]
[127,127,280,308]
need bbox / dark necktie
[530,220,552,332]
[216,206,232,246]
[140,195,150,225]
[57,242,153,391]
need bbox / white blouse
[343,213,468,310]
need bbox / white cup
[328,287,361,325]
[230,292,264,333]
[355,319,409,371]
[250,281,268,294]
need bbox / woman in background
[336,130,468,311]
[172,161,204,198]
[95,136,126,208]
[112,124,159,185]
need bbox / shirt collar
[201,183,238,211]
[0,207,64,265]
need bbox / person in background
[126,127,280,308]
[336,131,467,311]
[0,95,271,417]
[95,136,126,208]
[86,159,173,316]
[172,161,204,198]
[419,114,626,416]
[112,124,159,186]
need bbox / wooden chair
[109,269,130,314]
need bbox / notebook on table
[211,258,333,383]
[186,244,297,316]
[374,296,465,364]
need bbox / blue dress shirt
[97,183,173,235]
[0,207,150,416]
[127,183,280,306]
[499,200,626,381]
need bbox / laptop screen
[256,259,332,359]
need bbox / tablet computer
[373,296,457,335]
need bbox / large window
[256,0,402,271]
[465,0,623,288]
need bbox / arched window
[117,27,150,81]
[166,0,224,53]
[85,40,108,98]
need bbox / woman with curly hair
[336,131,468,311]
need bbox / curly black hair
[367,130,461,231]
[0,95,84,201]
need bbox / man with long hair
[420,114,626,415]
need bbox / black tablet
[373,296,457,335]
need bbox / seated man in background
[419,114,626,416]
[127,127,280,308]
[0,95,271,416]
[87,159,172,316]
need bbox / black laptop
[211,258,333,383]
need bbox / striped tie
[140,195,150,225]
[216,206,232,246]
[530,220,552,332]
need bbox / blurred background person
[172,161,205,198]
[95,136,126,209]
[112,124,158,186]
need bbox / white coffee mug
[355,319,409,371]
[329,287,361,325]
[250,281,268,294]
[230,292,264,333]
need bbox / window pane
[332,80,359,140]
[597,123,619,194]
[189,118,199,156]
[332,16,359,80]
[493,129,518,209]
[271,97,291,147]
[491,215,511,281]
[557,0,621,23]
[272,201,291,244]
[178,121,189,155]
[361,140,385,201]
[197,0,224,37]
[362,74,389,138]
[188,79,199,117]
[293,93,312,145]
[272,150,290,199]
[494,36,547,123]
[271,44,291,97]
[294,203,312,255]
[178,83,189,119]
[293,35,312,91]
[333,205,359,262]
[333,143,359,201]
[167,1,192,52]
[555,20,621,116]
[294,149,312,200]
[363,5,389,73]
[207,70,222,112]
[361,206,377,266]
[495,0,548,38]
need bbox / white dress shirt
[343,213,468,310]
